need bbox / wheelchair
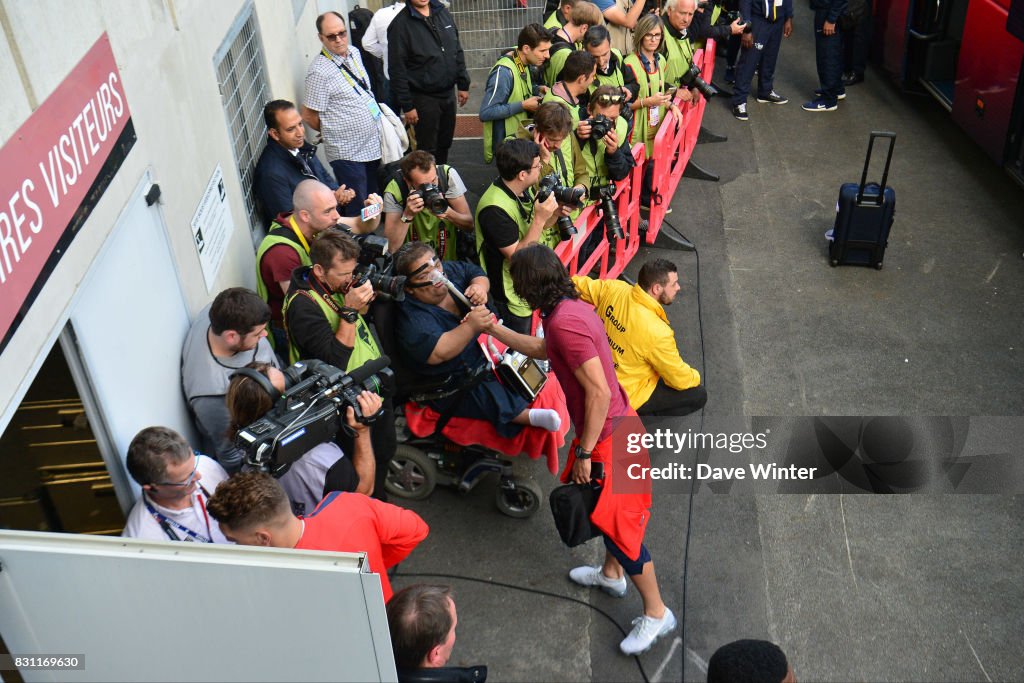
[383,365,547,518]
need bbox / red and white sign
[0,33,132,351]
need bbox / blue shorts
[604,535,651,576]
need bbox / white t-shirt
[122,455,232,544]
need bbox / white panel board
[68,177,197,464]
[0,530,397,682]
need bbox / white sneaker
[568,565,628,598]
[619,608,677,655]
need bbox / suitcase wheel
[875,262,883,270]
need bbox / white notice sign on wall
[190,165,234,292]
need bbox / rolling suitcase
[829,131,896,270]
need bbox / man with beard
[573,258,706,416]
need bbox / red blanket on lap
[403,375,570,476]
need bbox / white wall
[0,0,329,427]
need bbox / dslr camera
[679,63,718,100]
[585,114,614,140]
[411,182,449,216]
[537,173,587,242]
[236,358,393,474]
[351,234,407,301]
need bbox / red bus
[872,0,1024,185]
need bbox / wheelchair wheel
[385,445,437,500]
[495,476,542,518]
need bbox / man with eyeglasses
[122,427,231,543]
[474,139,559,334]
[302,12,383,218]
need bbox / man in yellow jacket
[573,258,707,416]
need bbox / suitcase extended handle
[858,131,896,205]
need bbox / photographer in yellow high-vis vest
[283,229,394,500]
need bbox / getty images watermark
[610,416,1024,495]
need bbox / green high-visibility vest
[542,89,583,130]
[255,225,311,305]
[662,30,695,86]
[590,49,626,93]
[475,183,559,317]
[483,55,535,163]
[543,9,565,29]
[624,52,668,157]
[581,115,630,191]
[544,43,575,87]
[282,287,380,369]
[383,165,457,260]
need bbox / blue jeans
[330,158,381,218]
[814,10,844,104]
[731,16,785,106]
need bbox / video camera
[411,183,449,216]
[679,64,718,100]
[236,357,393,474]
[537,172,586,242]
[352,234,407,301]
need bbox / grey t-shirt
[181,303,279,473]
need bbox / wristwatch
[338,307,359,323]
[574,444,592,460]
[400,213,414,223]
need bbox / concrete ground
[389,6,1024,681]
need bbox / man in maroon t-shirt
[487,244,676,657]
[256,179,382,353]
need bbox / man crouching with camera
[284,230,395,499]
[382,151,475,259]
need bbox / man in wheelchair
[391,242,563,438]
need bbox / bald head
[291,179,340,234]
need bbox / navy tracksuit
[811,0,848,104]
[731,0,794,106]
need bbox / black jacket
[253,139,338,225]
[387,1,470,109]
[688,7,734,43]
[397,665,487,683]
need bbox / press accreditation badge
[649,105,660,127]
[367,98,382,120]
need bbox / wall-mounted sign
[190,165,234,292]
[0,33,135,354]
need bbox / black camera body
[587,114,614,140]
[724,10,753,31]
[351,234,407,301]
[236,358,393,473]
[412,182,449,216]
[537,173,586,242]
[679,64,718,100]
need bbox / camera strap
[308,275,358,323]
[552,149,570,186]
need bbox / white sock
[528,408,561,432]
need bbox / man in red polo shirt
[207,471,428,602]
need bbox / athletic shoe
[802,98,838,112]
[732,103,749,121]
[842,72,865,86]
[815,88,846,100]
[620,608,677,655]
[756,90,788,104]
[569,565,628,598]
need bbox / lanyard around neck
[323,48,370,92]
[144,488,213,543]
[288,215,312,253]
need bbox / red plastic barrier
[646,40,717,242]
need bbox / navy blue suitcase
[829,131,896,270]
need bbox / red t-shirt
[260,243,303,324]
[296,492,429,602]
[544,298,630,442]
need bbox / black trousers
[636,379,707,417]
[412,91,457,164]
